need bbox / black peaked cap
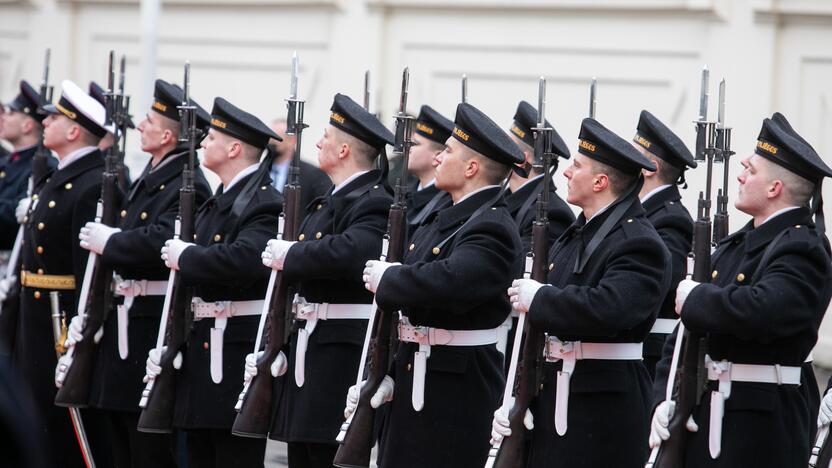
[6,80,46,123]
[578,117,656,174]
[415,105,454,145]
[510,100,570,159]
[209,97,280,150]
[329,93,394,150]
[756,117,831,183]
[452,102,526,174]
[634,110,696,169]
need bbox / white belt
[398,318,500,412]
[112,276,168,360]
[495,316,513,356]
[543,337,643,436]
[191,297,263,384]
[704,355,801,460]
[649,318,678,335]
[292,296,372,388]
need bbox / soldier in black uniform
[405,105,453,238]
[629,110,697,382]
[148,97,282,468]
[498,118,670,468]
[651,116,832,467]
[73,79,213,467]
[505,100,574,251]
[355,102,524,468]
[0,81,48,250]
[262,93,393,468]
[12,79,109,468]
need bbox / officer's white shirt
[223,163,260,193]
[332,170,370,195]
[759,205,801,227]
[639,184,673,204]
[454,184,500,205]
[417,178,436,191]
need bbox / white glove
[143,346,183,383]
[648,400,699,448]
[507,278,546,314]
[55,353,73,388]
[261,239,296,271]
[65,315,85,347]
[362,260,400,293]
[79,221,121,255]
[161,238,194,270]
[675,279,700,315]
[244,351,288,383]
[819,389,832,427]
[15,197,31,223]
[0,275,16,302]
[344,376,395,419]
[491,398,534,445]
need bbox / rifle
[810,425,832,467]
[484,76,553,468]
[364,70,371,112]
[0,48,54,320]
[55,51,123,406]
[462,74,468,103]
[332,67,414,468]
[136,62,198,432]
[231,52,306,437]
[712,79,733,244]
[50,292,97,467]
[645,65,716,468]
[115,57,133,192]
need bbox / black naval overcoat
[405,181,451,239]
[13,148,104,468]
[0,145,37,249]
[89,148,211,412]
[525,193,670,468]
[642,185,692,384]
[374,187,523,468]
[677,207,831,468]
[173,171,282,430]
[270,170,391,443]
[505,175,575,252]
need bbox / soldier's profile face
[200,128,227,172]
[0,110,24,141]
[315,125,339,175]
[734,154,769,215]
[563,154,593,208]
[42,114,71,150]
[434,138,464,192]
[408,132,439,176]
[137,112,165,153]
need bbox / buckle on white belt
[112,276,169,361]
[397,318,500,412]
[543,337,644,436]
[191,297,263,385]
[292,296,372,388]
[704,355,801,460]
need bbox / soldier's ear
[66,123,81,143]
[768,179,785,200]
[593,173,609,193]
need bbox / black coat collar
[744,207,813,253]
[641,185,682,217]
[49,149,104,187]
[435,186,504,232]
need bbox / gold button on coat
[203,342,209,350]
[315,232,322,239]
[34,291,41,299]
[213,234,222,242]
[159,184,165,191]
[140,212,148,220]
[37,222,44,230]
[64,183,72,190]
[409,244,415,251]
[36,246,43,254]
[736,273,746,282]
[432,247,440,255]
[48,201,56,208]
[298,234,305,241]
[712,270,718,279]
[121,210,127,218]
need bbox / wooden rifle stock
[137,61,198,432]
[55,51,122,406]
[334,67,413,468]
[232,184,302,437]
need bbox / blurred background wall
[2,0,832,361]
